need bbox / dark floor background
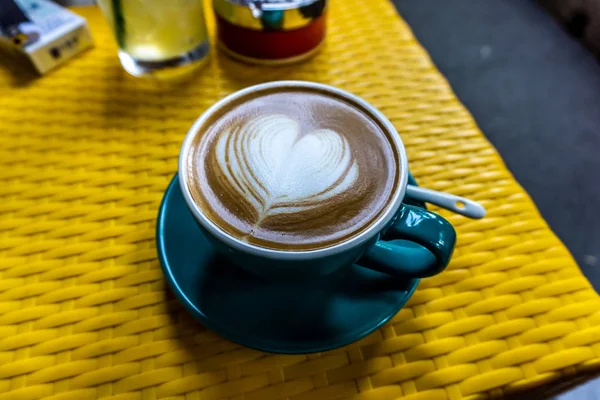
[392,0,600,292]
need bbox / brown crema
[185,86,399,251]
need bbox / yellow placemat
[1,2,600,399]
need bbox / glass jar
[213,0,327,65]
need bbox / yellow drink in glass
[97,0,210,78]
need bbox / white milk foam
[214,114,358,222]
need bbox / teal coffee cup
[178,81,456,281]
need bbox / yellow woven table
[1,2,600,399]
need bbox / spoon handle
[405,185,486,219]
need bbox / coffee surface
[186,88,398,250]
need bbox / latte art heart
[215,115,359,222]
[188,89,397,250]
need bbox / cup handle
[358,204,456,278]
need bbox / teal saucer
[156,174,423,354]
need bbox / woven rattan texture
[1,2,600,400]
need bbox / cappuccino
[185,86,399,250]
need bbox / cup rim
[178,81,409,261]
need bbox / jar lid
[213,0,327,31]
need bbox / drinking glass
[97,0,210,78]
